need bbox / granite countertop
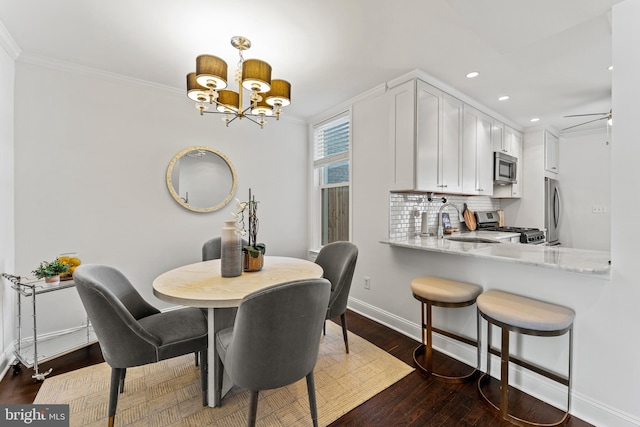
[438,230,521,241]
[385,234,611,275]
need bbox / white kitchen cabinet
[462,105,493,195]
[491,120,510,154]
[510,130,523,197]
[544,130,559,174]
[418,81,463,192]
[388,79,462,193]
[389,79,417,190]
[492,126,523,198]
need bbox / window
[312,112,351,247]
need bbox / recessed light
[498,95,510,101]
[466,71,479,78]
[530,118,540,123]
[608,65,613,71]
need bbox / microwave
[494,152,517,185]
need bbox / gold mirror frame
[166,146,237,213]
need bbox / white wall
[11,60,309,335]
[2,2,639,425]
[0,29,15,374]
[344,2,639,425]
[558,128,611,251]
[608,0,640,420]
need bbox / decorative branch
[233,188,266,257]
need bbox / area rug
[34,322,414,426]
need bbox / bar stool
[411,277,483,383]
[476,290,575,427]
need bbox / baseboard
[571,391,640,427]
[347,297,422,341]
[0,346,15,383]
[347,296,640,427]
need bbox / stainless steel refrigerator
[545,177,561,245]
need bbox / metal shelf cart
[2,273,97,380]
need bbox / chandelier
[186,36,291,129]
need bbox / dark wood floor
[0,310,592,426]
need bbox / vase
[243,251,264,272]
[221,220,242,277]
[45,275,60,285]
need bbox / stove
[474,211,546,245]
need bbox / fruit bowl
[58,253,81,280]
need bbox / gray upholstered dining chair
[202,236,248,261]
[214,278,331,427]
[314,241,358,353]
[73,264,208,427]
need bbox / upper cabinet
[389,77,520,197]
[492,126,523,198]
[508,128,523,197]
[544,130,559,174]
[389,80,417,190]
[492,121,510,155]
[389,79,462,193]
[417,81,463,193]
[462,105,493,196]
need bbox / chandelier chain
[235,50,244,85]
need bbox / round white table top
[152,256,324,308]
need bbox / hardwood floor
[0,341,104,405]
[329,312,592,426]
[0,310,592,426]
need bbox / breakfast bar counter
[385,236,611,275]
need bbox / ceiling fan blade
[562,116,608,131]
[563,112,609,118]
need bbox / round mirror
[166,146,237,213]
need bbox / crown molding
[17,53,183,95]
[0,20,21,59]
[308,83,386,125]
[387,69,523,132]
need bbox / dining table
[152,255,324,407]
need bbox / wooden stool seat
[411,277,482,383]
[477,290,575,427]
[411,277,483,304]
[477,290,575,333]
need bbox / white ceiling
[0,0,621,132]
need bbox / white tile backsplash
[389,193,501,239]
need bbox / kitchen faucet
[437,203,462,239]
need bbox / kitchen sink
[445,236,500,244]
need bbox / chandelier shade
[186,36,290,128]
[196,55,228,90]
[241,59,272,93]
[251,96,273,116]
[265,79,291,107]
[186,72,209,102]
[216,90,240,113]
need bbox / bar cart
[2,273,97,380]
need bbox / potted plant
[32,258,71,285]
[234,188,266,272]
